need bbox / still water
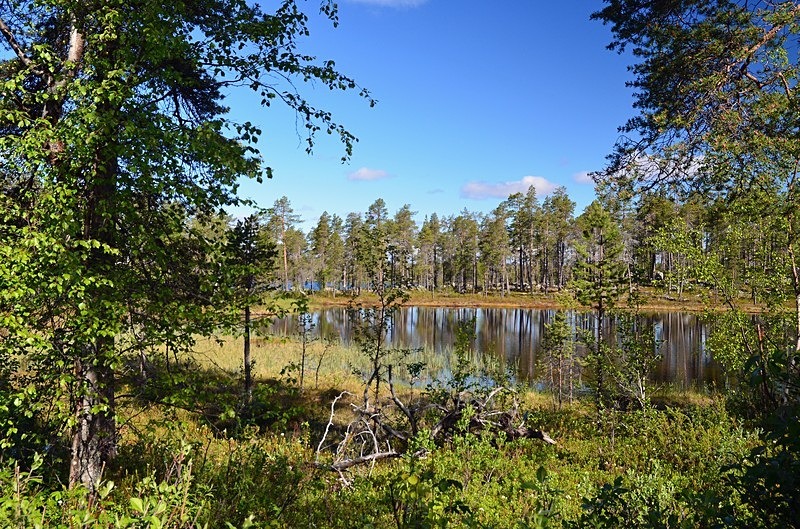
[270,307,721,387]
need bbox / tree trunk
[786,230,800,392]
[596,305,605,408]
[244,304,253,404]
[69,113,119,492]
[69,340,116,490]
[433,246,439,291]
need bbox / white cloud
[347,0,427,7]
[460,175,557,200]
[347,167,390,181]
[573,171,594,184]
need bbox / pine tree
[573,200,626,406]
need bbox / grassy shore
[5,330,765,528]
[112,334,756,528]
[305,286,760,313]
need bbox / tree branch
[315,390,351,458]
[316,451,401,472]
[52,22,85,92]
[744,4,800,61]
[388,365,417,435]
[0,16,32,67]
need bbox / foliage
[0,361,768,528]
[541,311,578,409]
[0,452,207,528]
[608,311,661,410]
[723,406,800,528]
[591,7,800,524]
[0,0,371,490]
[592,0,800,411]
[381,457,472,529]
[592,0,800,194]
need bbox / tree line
[249,185,781,308]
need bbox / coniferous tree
[542,310,577,409]
[328,214,346,295]
[267,196,302,291]
[387,205,417,287]
[308,211,344,296]
[418,214,442,292]
[504,186,540,292]
[479,204,511,295]
[361,198,390,289]
[450,210,480,293]
[593,0,800,414]
[633,192,677,284]
[226,214,276,405]
[343,212,365,293]
[541,188,575,291]
[573,200,627,406]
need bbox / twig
[388,365,417,435]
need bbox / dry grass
[189,333,454,391]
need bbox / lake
[270,306,721,388]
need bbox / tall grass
[191,333,455,389]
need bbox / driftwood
[427,387,557,445]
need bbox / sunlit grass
[190,333,454,390]
[188,331,715,404]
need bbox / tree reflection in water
[271,307,720,388]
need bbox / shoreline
[305,290,761,314]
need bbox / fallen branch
[316,374,557,480]
[316,451,401,472]
[315,391,351,460]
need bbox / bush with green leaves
[0,453,208,528]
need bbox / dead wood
[315,369,556,481]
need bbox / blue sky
[229,0,635,228]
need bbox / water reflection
[270,307,721,387]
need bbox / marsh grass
[11,335,751,529]
[4,327,754,528]
[192,333,460,390]
[309,286,732,313]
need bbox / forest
[256,186,762,305]
[1,0,799,528]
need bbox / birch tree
[0,0,370,491]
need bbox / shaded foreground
[1,334,794,528]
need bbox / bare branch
[0,16,32,67]
[317,451,401,472]
[743,4,800,60]
[52,22,85,92]
[388,365,417,435]
[777,71,792,98]
[315,390,351,460]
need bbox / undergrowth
[0,364,765,528]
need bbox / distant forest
[251,185,766,303]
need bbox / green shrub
[0,453,208,528]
